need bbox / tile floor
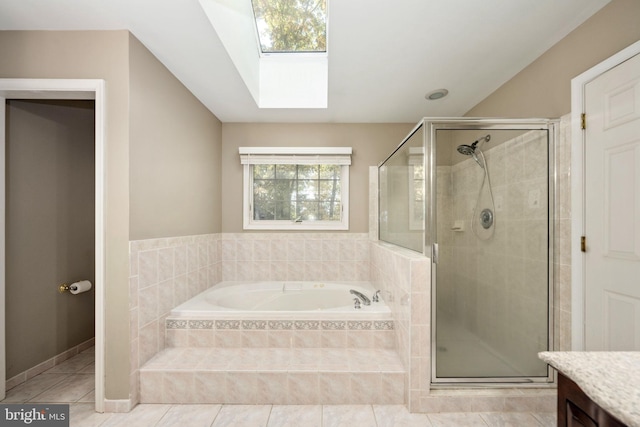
[2,349,557,426]
[3,346,95,405]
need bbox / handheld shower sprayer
[455,133,495,240]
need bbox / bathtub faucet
[349,289,371,306]
[372,290,380,303]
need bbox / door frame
[0,79,106,412]
[570,40,640,351]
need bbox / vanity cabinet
[558,373,626,427]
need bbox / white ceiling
[0,0,610,123]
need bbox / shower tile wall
[555,114,571,351]
[438,130,551,375]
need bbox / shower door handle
[432,243,439,264]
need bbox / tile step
[139,347,405,404]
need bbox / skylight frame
[198,0,329,109]
[250,0,329,56]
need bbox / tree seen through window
[251,0,327,53]
[253,164,341,221]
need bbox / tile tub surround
[369,241,431,412]
[139,347,405,405]
[129,234,222,406]
[129,233,369,380]
[165,318,396,349]
[140,291,403,405]
[539,351,640,427]
[220,232,371,282]
[133,232,401,407]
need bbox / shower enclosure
[379,118,556,385]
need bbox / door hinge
[581,113,586,130]
[581,236,586,252]
[432,243,439,264]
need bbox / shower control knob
[353,298,361,309]
[480,208,494,229]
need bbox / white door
[584,52,640,350]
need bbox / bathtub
[170,281,391,320]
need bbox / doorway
[5,99,95,402]
[0,79,105,411]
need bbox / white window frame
[240,146,351,230]
[408,147,425,231]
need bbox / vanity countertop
[539,351,640,426]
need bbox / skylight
[251,0,327,54]
[199,0,329,108]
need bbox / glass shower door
[429,120,555,383]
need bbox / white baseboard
[102,398,135,413]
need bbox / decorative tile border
[348,320,372,330]
[374,320,394,330]
[215,320,241,330]
[189,320,214,329]
[167,317,394,331]
[295,320,320,330]
[268,320,294,330]
[321,321,346,330]
[166,319,187,329]
[242,320,267,330]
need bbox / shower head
[457,146,483,168]
[456,134,490,156]
[456,144,476,156]
[456,134,490,168]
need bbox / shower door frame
[426,118,557,386]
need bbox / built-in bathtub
[165,281,395,349]
[140,281,407,405]
[170,280,391,320]
[142,280,404,405]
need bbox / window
[240,147,351,230]
[250,0,327,54]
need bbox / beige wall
[466,0,640,118]
[221,123,413,233]
[0,30,224,399]
[0,30,225,399]
[6,100,95,378]
[129,35,222,240]
[0,30,132,399]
